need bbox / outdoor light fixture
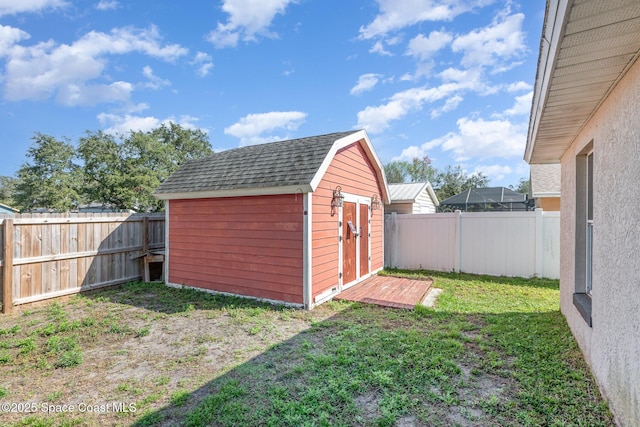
[331,186,344,216]
[371,194,381,211]
[332,186,344,208]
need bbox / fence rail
[384,209,560,279]
[0,213,165,313]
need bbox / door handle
[347,221,358,237]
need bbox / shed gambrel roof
[154,130,390,203]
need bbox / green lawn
[0,271,613,426]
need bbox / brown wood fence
[0,213,165,314]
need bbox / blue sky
[0,0,545,187]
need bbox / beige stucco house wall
[525,2,640,425]
[559,53,640,427]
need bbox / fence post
[535,208,544,277]
[142,216,149,254]
[2,219,13,314]
[389,212,398,268]
[454,210,462,273]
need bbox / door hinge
[339,272,342,278]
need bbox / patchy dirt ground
[0,278,614,427]
[0,283,334,426]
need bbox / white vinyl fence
[384,209,560,279]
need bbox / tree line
[0,123,212,213]
[0,129,530,213]
[384,156,530,201]
[384,156,487,201]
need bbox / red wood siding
[311,140,385,299]
[168,195,304,304]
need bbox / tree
[384,160,410,183]
[78,123,212,212]
[511,177,531,196]
[0,176,18,208]
[77,130,130,210]
[14,133,81,212]
[384,156,436,184]
[407,156,437,183]
[434,165,489,201]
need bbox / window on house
[574,143,593,326]
[586,151,593,295]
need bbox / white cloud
[431,94,463,118]
[398,116,526,162]
[506,81,532,92]
[0,0,67,16]
[191,51,214,77]
[141,66,170,90]
[97,113,201,135]
[400,61,437,81]
[356,83,467,133]
[98,113,161,134]
[57,81,133,106]
[350,73,381,95]
[197,63,214,77]
[95,0,118,11]
[0,25,30,56]
[503,91,532,116]
[474,164,512,181]
[2,26,187,104]
[451,12,525,70]
[207,0,297,48]
[369,40,392,56]
[406,30,452,61]
[359,0,494,39]
[224,111,307,146]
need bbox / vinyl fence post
[2,219,13,314]
[387,212,397,268]
[535,208,544,278]
[454,210,462,273]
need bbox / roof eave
[154,184,313,200]
[525,0,573,164]
[425,182,440,207]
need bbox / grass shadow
[128,299,611,427]
[1,271,613,427]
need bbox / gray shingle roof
[154,131,358,195]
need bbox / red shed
[154,130,389,308]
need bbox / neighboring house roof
[440,187,526,206]
[155,130,390,203]
[525,0,640,164]
[0,203,18,213]
[388,182,439,207]
[530,163,561,198]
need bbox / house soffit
[526,0,640,164]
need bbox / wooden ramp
[335,275,433,309]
